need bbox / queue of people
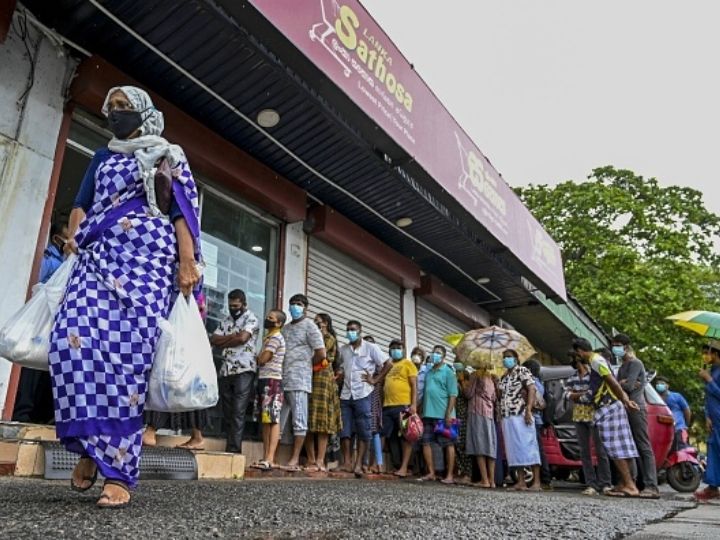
[26,83,717,515]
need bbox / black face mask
[229,308,244,320]
[263,319,277,330]
[107,109,146,139]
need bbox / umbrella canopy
[454,326,536,375]
[667,311,720,338]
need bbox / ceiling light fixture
[477,277,491,284]
[257,109,280,128]
[395,217,413,228]
[251,245,263,252]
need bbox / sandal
[70,457,98,493]
[96,480,131,509]
[258,460,272,471]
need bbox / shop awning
[22,0,606,358]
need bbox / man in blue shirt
[419,346,458,484]
[655,376,691,447]
[696,341,720,502]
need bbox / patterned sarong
[49,151,199,488]
[594,400,639,460]
[308,367,342,434]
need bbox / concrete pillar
[0,23,76,416]
[402,288,418,350]
[280,221,308,318]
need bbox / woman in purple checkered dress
[50,86,201,508]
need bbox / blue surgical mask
[612,346,625,357]
[431,352,442,365]
[347,330,359,343]
[390,349,403,361]
[655,383,667,394]
[289,304,304,320]
[503,357,517,369]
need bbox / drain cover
[43,442,197,480]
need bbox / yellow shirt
[383,359,418,407]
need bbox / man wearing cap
[696,340,720,502]
[381,339,418,477]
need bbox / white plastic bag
[146,294,219,412]
[0,254,77,371]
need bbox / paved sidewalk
[627,500,720,539]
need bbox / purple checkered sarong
[594,399,639,460]
[49,151,200,488]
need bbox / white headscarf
[102,85,186,217]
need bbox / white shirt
[338,340,387,400]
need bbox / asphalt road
[0,477,695,539]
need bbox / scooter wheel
[667,462,702,493]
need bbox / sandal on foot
[70,457,98,493]
[96,480,131,509]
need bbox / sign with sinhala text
[249,0,566,300]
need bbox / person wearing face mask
[381,339,418,477]
[50,86,202,508]
[303,312,342,473]
[12,220,70,425]
[337,321,390,476]
[279,294,327,471]
[572,337,640,498]
[498,349,542,491]
[412,346,429,403]
[695,341,720,502]
[654,376,691,451]
[613,333,659,498]
[418,343,459,484]
[314,313,342,468]
[250,309,287,470]
[211,289,260,454]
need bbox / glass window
[200,189,278,344]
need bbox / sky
[360,0,720,218]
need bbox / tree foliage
[517,166,720,423]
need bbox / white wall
[0,24,76,416]
[280,221,308,317]
[402,288,418,350]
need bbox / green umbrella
[666,310,720,338]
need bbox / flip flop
[416,476,436,482]
[605,489,629,498]
[638,490,660,499]
[392,472,409,478]
[70,457,98,493]
[440,479,456,485]
[283,464,302,472]
[177,443,205,451]
[96,480,131,509]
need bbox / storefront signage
[249,0,566,300]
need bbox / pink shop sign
[249,0,566,300]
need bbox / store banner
[249,0,566,300]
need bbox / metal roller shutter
[307,239,403,350]
[416,298,471,362]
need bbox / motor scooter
[659,429,704,493]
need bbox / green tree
[517,166,720,424]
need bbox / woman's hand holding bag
[146,294,218,412]
[0,254,76,371]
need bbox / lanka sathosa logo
[309,1,414,113]
[455,132,507,217]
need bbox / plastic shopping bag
[0,254,76,371]
[146,294,219,412]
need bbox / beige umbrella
[452,325,536,376]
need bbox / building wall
[0,25,76,415]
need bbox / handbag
[433,418,460,441]
[154,158,173,215]
[400,409,423,444]
[146,295,219,412]
[0,254,76,370]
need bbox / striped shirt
[258,332,286,380]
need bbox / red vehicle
[540,366,674,486]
